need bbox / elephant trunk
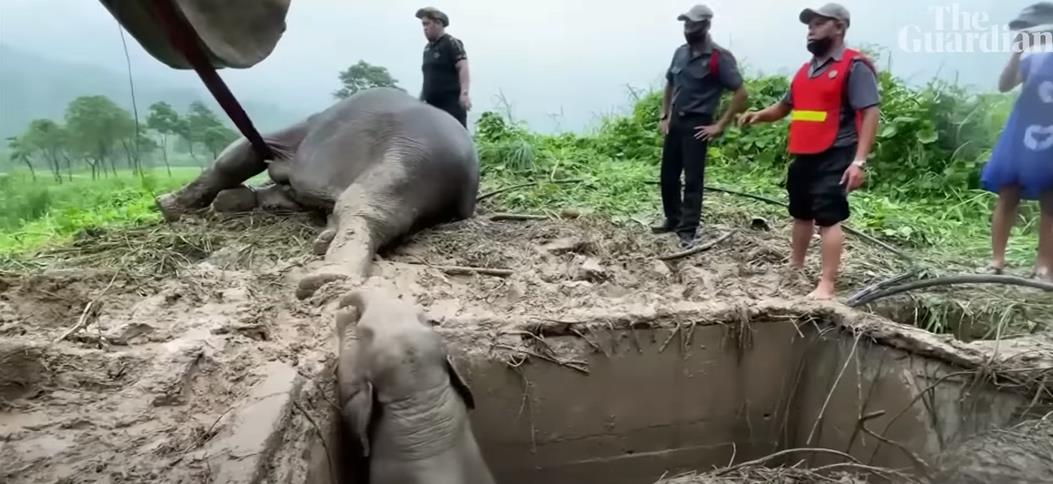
[374,384,469,461]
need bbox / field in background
[0,168,198,254]
[0,47,1043,272]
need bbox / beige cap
[415,7,450,27]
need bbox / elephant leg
[211,185,259,213]
[157,120,311,222]
[156,137,266,221]
[255,183,306,213]
[296,166,416,300]
[267,159,292,185]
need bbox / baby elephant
[335,288,496,484]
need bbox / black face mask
[807,36,834,56]
[685,29,708,45]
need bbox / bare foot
[1034,267,1053,282]
[806,281,836,301]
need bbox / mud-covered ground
[1,210,1051,483]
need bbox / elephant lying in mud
[155,87,480,299]
[335,288,496,484]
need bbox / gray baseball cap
[1009,2,1053,31]
[678,4,714,22]
[800,3,851,27]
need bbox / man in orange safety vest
[738,3,881,300]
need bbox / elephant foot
[156,193,192,223]
[256,183,305,212]
[312,228,336,256]
[211,186,258,214]
[296,264,363,300]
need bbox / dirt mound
[1,213,1051,483]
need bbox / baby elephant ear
[445,355,476,410]
[342,380,375,457]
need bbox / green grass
[478,153,1039,271]
[0,168,198,253]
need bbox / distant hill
[0,44,309,142]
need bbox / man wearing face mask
[655,4,749,249]
[738,3,880,300]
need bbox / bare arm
[754,102,792,123]
[660,80,673,118]
[855,106,879,161]
[998,50,1024,93]
[717,86,748,128]
[456,59,470,97]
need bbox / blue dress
[981,50,1053,200]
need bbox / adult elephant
[158,87,480,299]
[99,1,481,299]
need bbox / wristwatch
[851,159,867,169]
[660,113,669,120]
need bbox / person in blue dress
[981,2,1053,280]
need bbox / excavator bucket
[98,0,292,69]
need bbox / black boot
[677,232,698,249]
[651,218,677,234]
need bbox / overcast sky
[0,0,1027,133]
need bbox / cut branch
[488,213,550,222]
[657,231,734,261]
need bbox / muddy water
[299,320,1037,484]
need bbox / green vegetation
[0,168,197,254]
[4,94,236,183]
[0,51,1039,274]
[472,51,1034,268]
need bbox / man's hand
[694,124,724,141]
[841,164,865,192]
[659,117,670,136]
[738,111,761,127]
[459,92,472,111]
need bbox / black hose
[849,275,1053,307]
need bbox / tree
[146,101,182,176]
[183,101,241,161]
[21,119,71,182]
[6,136,35,181]
[334,60,401,99]
[65,95,134,179]
[201,125,237,160]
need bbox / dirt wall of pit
[291,319,1044,484]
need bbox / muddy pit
[2,214,1052,483]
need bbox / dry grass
[0,212,321,277]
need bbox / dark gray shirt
[780,46,880,148]
[666,37,743,118]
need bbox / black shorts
[786,144,855,227]
[425,95,467,128]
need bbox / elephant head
[99,0,292,69]
[335,288,475,458]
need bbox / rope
[117,21,142,175]
[147,0,278,161]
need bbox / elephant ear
[445,356,476,410]
[342,380,375,458]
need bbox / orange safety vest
[787,48,875,155]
